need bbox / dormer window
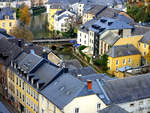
[5,16,9,19]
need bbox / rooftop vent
[99,28,105,33]
[60,86,65,91]
[108,22,113,26]
[92,24,101,30]
[100,19,107,23]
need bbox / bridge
[32,38,77,44]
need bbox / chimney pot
[87,80,92,90]
[30,49,35,54]
[18,40,22,47]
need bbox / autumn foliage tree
[19,5,31,26]
[10,26,33,41]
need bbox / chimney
[18,40,22,47]
[30,49,35,54]
[77,74,82,80]
[87,80,92,90]
[42,48,48,59]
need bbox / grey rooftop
[103,74,150,104]
[139,30,150,45]
[107,44,141,57]
[41,73,94,109]
[99,105,129,113]
[0,102,11,113]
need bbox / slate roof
[29,60,63,90]
[47,0,126,6]
[0,7,15,20]
[41,73,94,109]
[15,53,43,73]
[80,16,133,34]
[139,30,150,45]
[79,73,116,105]
[69,66,97,76]
[80,73,115,82]
[101,31,120,46]
[0,30,15,39]
[88,0,127,6]
[47,0,82,5]
[103,74,150,104]
[84,5,106,15]
[0,38,22,66]
[99,105,129,113]
[62,59,82,69]
[107,44,141,57]
[0,102,11,113]
[50,3,63,9]
[132,26,150,36]
[8,38,45,57]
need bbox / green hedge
[78,45,91,63]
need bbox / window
[16,89,18,96]
[144,51,146,56]
[85,35,86,38]
[84,40,86,44]
[16,77,18,85]
[22,94,24,102]
[108,60,110,64]
[9,22,12,27]
[130,103,134,107]
[97,103,101,111]
[42,96,44,104]
[22,82,24,90]
[80,33,82,37]
[28,87,30,94]
[128,58,131,64]
[80,39,81,42]
[75,108,79,113]
[20,92,21,99]
[144,44,146,48]
[42,109,44,113]
[123,59,126,64]
[47,100,49,109]
[19,80,21,87]
[116,60,119,65]
[138,43,140,47]
[2,23,5,27]
[139,101,143,105]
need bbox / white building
[102,73,150,113]
[0,0,31,8]
[39,73,107,113]
[54,10,76,32]
[77,16,133,56]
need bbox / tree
[19,5,31,26]
[10,26,33,41]
[93,54,108,71]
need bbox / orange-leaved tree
[10,26,33,41]
[19,5,31,26]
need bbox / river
[30,13,49,39]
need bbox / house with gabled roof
[0,7,16,34]
[107,44,141,75]
[77,16,133,56]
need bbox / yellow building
[0,7,16,33]
[48,4,62,31]
[114,35,143,49]
[138,31,150,57]
[107,44,141,75]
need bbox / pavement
[0,93,20,113]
